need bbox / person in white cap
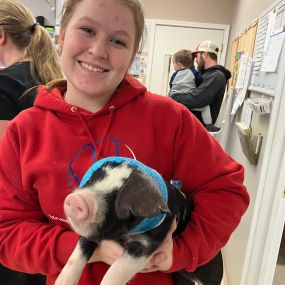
[171,40,231,134]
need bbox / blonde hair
[173,49,194,68]
[46,0,145,91]
[0,0,63,84]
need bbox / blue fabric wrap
[79,157,168,234]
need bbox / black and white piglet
[55,157,223,285]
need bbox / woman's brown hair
[0,0,63,84]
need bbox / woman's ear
[0,28,7,45]
[57,32,65,55]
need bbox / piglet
[55,157,222,285]
[55,157,185,285]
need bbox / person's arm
[0,125,78,275]
[171,71,224,109]
[150,108,249,272]
[172,109,249,272]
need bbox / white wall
[230,0,276,40]
[21,0,235,27]
[141,0,236,25]
[21,0,56,25]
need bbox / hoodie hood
[34,75,147,117]
[33,75,147,163]
[207,65,231,81]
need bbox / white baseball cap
[192,40,219,56]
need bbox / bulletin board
[228,22,258,90]
[228,38,239,89]
[249,0,285,96]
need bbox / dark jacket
[171,65,231,125]
[0,61,44,285]
[0,61,37,120]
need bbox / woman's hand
[141,219,177,273]
[87,218,177,271]
[88,240,123,265]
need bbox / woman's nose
[88,39,108,60]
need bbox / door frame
[144,19,230,89]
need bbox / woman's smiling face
[58,0,136,109]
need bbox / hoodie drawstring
[97,106,115,158]
[75,106,115,160]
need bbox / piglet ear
[115,170,169,219]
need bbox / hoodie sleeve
[167,107,249,272]
[0,126,78,275]
[171,70,226,109]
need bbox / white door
[145,20,229,96]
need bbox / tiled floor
[273,247,285,285]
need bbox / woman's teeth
[81,62,105,73]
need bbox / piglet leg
[100,253,151,285]
[55,237,96,285]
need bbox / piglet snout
[64,192,98,223]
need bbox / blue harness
[80,157,168,234]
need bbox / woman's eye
[80,27,94,35]
[111,39,127,47]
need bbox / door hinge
[283,187,285,198]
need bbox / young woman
[0,0,63,284]
[0,0,250,285]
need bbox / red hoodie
[0,75,249,285]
